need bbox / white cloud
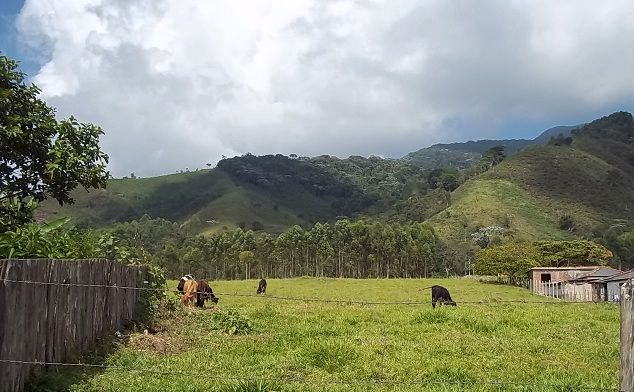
[14,0,634,176]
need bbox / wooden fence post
[621,279,634,391]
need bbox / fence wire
[0,359,619,391]
[0,278,612,305]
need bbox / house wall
[607,281,623,302]
[529,268,597,284]
[562,283,594,301]
[529,281,594,301]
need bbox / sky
[1,0,633,178]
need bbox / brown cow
[195,279,219,308]
[181,279,198,307]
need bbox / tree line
[112,215,460,280]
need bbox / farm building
[595,269,634,302]
[528,266,622,301]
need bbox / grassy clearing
[28,278,619,391]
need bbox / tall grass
[28,278,619,391]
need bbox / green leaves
[474,240,613,281]
[211,309,253,335]
[0,217,74,259]
[0,53,110,231]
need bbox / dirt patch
[127,331,197,355]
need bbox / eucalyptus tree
[349,220,372,277]
[333,220,353,277]
[276,226,307,277]
[310,222,334,276]
[255,232,276,277]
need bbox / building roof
[568,267,622,282]
[528,266,601,272]
[597,269,634,283]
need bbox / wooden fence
[0,259,145,392]
[528,280,597,301]
[621,279,634,391]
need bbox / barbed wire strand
[0,359,618,391]
[0,278,609,305]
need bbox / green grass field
[28,278,619,391]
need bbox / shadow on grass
[24,330,126,392]
[24,300,182,392]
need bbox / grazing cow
[195,279,219,308]
[257,278,267,294]
[177,274,195,295]
[181,279,198,307]
[430,285,456,308]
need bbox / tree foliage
[217,153,430,218]
[571,111,634,143]
[535,240,612,267]
[0,54,109,230]
[548,133,573,146]
[473,243,540,282]
[474,240,613,281]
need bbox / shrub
[559,214,575,231]
[211,309,253,335]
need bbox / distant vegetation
[28,110,634,272]
[403,125,578,170]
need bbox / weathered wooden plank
[2,259,15,392]
[20,259,37,389]
[0,259,142,391]
[0,259,10,391]
[45,259,59,365]
[14,260,28,391]
[621,279,634,391]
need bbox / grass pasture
[28,278,619,391]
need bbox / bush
[559,214,575,231]
[211,309,253,335]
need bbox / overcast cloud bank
[12,0,634,177]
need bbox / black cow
[195,279,219,308]
[177,274,195,295]
[430,285,456,308]
[257,278,267,294]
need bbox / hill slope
[36,154,431,233]
[428,113,634,243]
[36,169,341,234]
[36,111,633,244]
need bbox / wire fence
[0,278,615,305]
[0,276,621,391]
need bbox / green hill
[36,169,340,234]
[428,112,634,244]
[36,153,431,234]
[36,111,634,246]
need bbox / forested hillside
[34,111,634,270]
[37,153,436,232]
